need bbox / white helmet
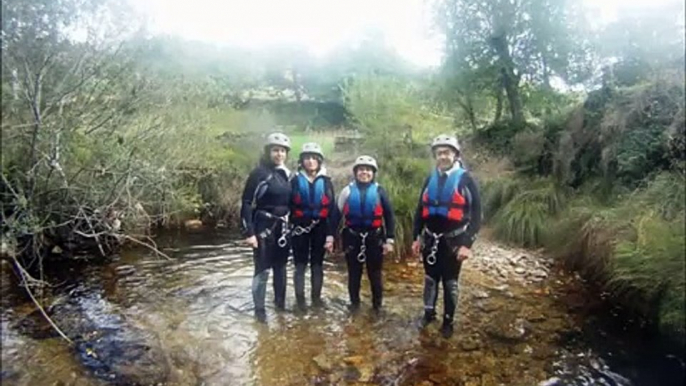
[431,134,460,153]
[300,142,324,159]
[265,132,291,151]
[353,155,378,172]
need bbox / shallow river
[1,229,684,386]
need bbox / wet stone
[313,353,334,372]
[532,346,557,360]
[357,364,375,382]
[344,355,365,366]
[485,316,529,343]
[480,374,498,386]
[526,313,547,323]
[476,301,499,313]
[460,337,481,352]
[464,378,481,386]
[429,372,449,384]
[538,377,562,386]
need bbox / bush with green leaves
[377,157,431,258]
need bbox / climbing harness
[346,227,381,263]
[256,210,290,248]
[422,224,469,266]
[357,232,369,263]
[292,219,320,236]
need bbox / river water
[1,229,684,386]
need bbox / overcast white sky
[129,0,683,68]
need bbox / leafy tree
[435,0,593,127]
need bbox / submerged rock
[313,353,335,372]
[45,287,169,385]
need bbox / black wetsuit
[412,165,481,327]
[289,171,338,307]
[241,162,292,316]
[339,181,395,310]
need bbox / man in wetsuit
[412,135,481,338]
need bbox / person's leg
[309,223,327,306]
[252,224,272,322]
[271,221,290,310]
[419,233,442,328]
[439,236,464,338]
[291,230,310,309]
[343,229,363,310]
[365,235,384,311]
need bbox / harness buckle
[275,214,290,248]
[423,229,443,266]
[357,232,369,263]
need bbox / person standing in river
[240,132,293,322]
[289,142,337,311]
[412,135,482,338]
[337,155,395,313]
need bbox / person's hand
[457,246,472,261]
[411,240,421,256]
[245,236,258,249]
[383,243,394,256]
[324,240,334,253]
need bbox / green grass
[485,177,566,247]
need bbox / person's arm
[325,178,338,238]
[461,173,482,248]
[378,186,395,242]
[240,168,263,238]
[412,177,430,241]
[334,185,350,233]
[288,176,299,222]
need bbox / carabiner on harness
[292,219,320,237]
[425,231,443,266]
[276,215,290,248]
[356,232,369,263]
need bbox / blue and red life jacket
[421,167,467,222]
[344,182,383,228]
[292,173,330,220]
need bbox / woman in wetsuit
[240,132,293,322]
[289,142,337,310]
[337,155,395,313]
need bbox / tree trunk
[494,82,503,123]
[455,94,478,132]
[466,98,477,132]
[490,35,524,127]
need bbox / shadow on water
[1,228,684,385]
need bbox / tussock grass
[485,177,566,247]
[540,173,685,342]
